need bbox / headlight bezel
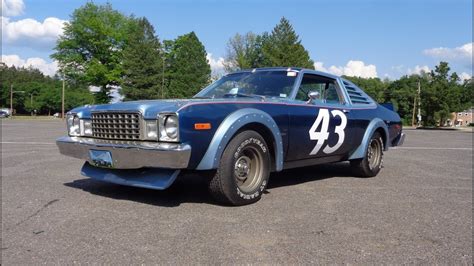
[158,112,180,142]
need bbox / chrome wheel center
[234,156,251,181]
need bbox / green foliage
[262,17,314,69]
[224,17,314,70]
[383,62,472,126]
[224,32,265,72]
[164,32,211,98]
[51,2,133,103]
[0,64,94,115]
[121,17,164,101]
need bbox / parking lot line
[1,141,56,145]
[392,146,471,150]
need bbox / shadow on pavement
[64,162,355,207]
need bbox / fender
[348,118,389,160]
[196,108,284,171]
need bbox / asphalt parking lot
[1,120,472,264]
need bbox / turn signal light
[194,123,211,130]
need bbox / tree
[164,32,211,98]
[223,32,264,72]
[261,17,314,69]
[0,64,93,115]
[52,2,133,103]
[121,17,164,101]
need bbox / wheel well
[375,127,387,149]
[236,123,277,171]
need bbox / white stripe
[1,141,55,145]
[392,147,471,151]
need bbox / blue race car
[57,67,405,205]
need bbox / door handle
[342,109,351,113]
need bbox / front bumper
[56,136,191,169]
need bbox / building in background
[450,108,473,127]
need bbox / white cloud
[407,65,431,75]
[206,53,226,77]
[1,0,24,16]
[1,16,67,49]
[423,43,473,62]
[314,60,378,78]
[459,72,472,81]
[2,54,58,76]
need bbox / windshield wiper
[193,96,212,99]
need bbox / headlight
[67,114,81,136]
[145,120,158,140]
[159,113,179,142]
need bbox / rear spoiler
[381,103,395,111]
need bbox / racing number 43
[309,108,347,155]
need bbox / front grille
[91,112,141,140]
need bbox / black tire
[208,130,270,206]
[350,131,384,177]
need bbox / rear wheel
[350,131,384,177]
[208,130,270,206]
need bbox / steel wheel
[367,137,382,170]
[234,146,264,193]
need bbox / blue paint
[196,108,284,171]
[63,68,405,191]
[81,162,180,190]
[348,118,389,160]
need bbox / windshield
[196,70,298,99]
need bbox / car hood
[70,98,282,119]
[71,99,190,119]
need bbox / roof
[232,67,340,79]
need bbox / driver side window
[295,74,343,104]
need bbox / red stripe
[177,101,376,112]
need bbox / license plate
[89,150,113,168]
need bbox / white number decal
[309,109,347,155]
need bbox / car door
[286,73,355,161]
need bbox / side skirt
[282,155,346,170]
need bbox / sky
[1,0,473,81]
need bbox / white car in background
[0,108,11,118]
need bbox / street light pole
[62,78,65,119]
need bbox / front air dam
[81,162,181,190]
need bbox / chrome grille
[91,112,141,140]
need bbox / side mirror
[307,91,320,104]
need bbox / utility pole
[62,78,65,119]
[10,84,13,116]
[9,85,24,117]
[417,80,421,126]
[162,55,165,99]
[411,89,417,127]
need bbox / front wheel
[350,131,384,177]
[208,130,270,206]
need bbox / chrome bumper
[393,132,406,147]
[56,136,191,169]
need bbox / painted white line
[392,147,471,151]
[1,141,55,145]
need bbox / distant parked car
[57,67,405,205]
[53,113,60,118]
[0,108,10,118]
